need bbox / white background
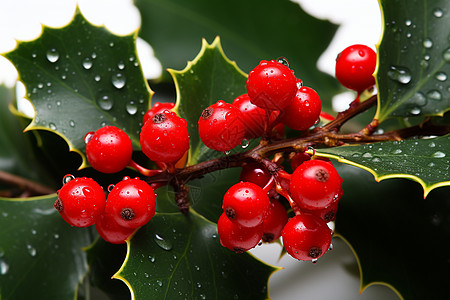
[0,0,400,299]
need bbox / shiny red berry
[335,44,376,93]
[198,100,245,152]
[222,181,270,228]
[290,160,343,211]
[143,102,175,125]
[218,212,263,252]
[95,212,135,244]
[281,86,322,131]
[262,199,288,242]
[281,213,332,261]
[140,110,190,163]
[239,163,271,189]
[303,190,341,223]
[105,177,156,229]
[54,177,106,227]
[232,94,267,139]
[246,60,297,111]
[85,126,133,173]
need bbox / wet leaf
[3,10,152,168]
[0,195,91,299]
[376,0,450,122]
[114,211,278,299]
[316,134,450,197]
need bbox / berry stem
[128,160,164,177]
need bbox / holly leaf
[336,164,450,299]
[0,195,92,299]
[316,134,450,197]
[3,10,152,168]
[136,0,340,105]
[170,37,248,165]
[114,211,278,299]
[376,0,450,122]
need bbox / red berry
[95,212,135,244]
[281,86,322,131]
[222,181,270,228]
[246,60,297,111]
[198,100,245,152]
[239,163,271,189]
[85,126,133,173]
[140,110,190,163]
[232,94,267,139]
[54,177,106,227]
[281,213,332,261]
[303,192,341,223]
[104,177,156,229]
[262,199,288,242]
[335,44,376,93]
[218,212,263,252]
[143,102,175,125]
[290,160,343,211]
[290,152,311,170]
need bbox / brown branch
[0,170,56,196]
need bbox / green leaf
[136,0,340,103]
[335,164,450,299]
[114,211,278,299]
[316,134,450,197]
[376,0,450,122]
[169,37,248,165]
[3,10,152,167]
[0,195,92,299]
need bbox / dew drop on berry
[107,184,115,192]
[276,56,289,67]
[84,131,95,144]
[122,176,130,181]
[62,174,75,185]
[329,243,334,251]
[311,258,318,264]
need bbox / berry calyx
[335,44,377,93]
[262,199,288,243]
[85,126,133,173]
[281,86,322,131]
[217,212,263,253]
[54,177,106,227]
[222,181,270,228]
[246,59,297,111]
[232,94,267,139]
[140,110,190,164]
[289,159,343,211]
[281,213,332,261]
[143,102,175,125]
[104,177,156,229]
[198,100,245,152]
[95,212,135,244]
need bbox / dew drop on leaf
[46,48,60,63]
[69,120,76,127]
[94,75,101,82]
[154,234,173,251]
[97,95,114,111]
[0,260,9,275]
[435,72,447,81]
[26,244,37,257]
[432,151,445,158]
[112,73,126,89]
[126,102,138,115]
[423,38,433,49]
[82,58,93,70]
[443,48,450,62]
[241,139,249,148]
[49,123,57,130]
[409,107,421,115]
[426,90,442,101]
[433,8,443,18]
[411,92,427,106]
[387,65,412,84]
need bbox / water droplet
[423,38,433,48]
[118,61,125,70]
[126,102,138,115]
[276,56,289,67]
[241,139,249,149]
[433,8,443,18]
[112,73,126,89]
[0,260,9,275]
[107,184,115,192]
[371,157,381,163]
[311,258,318,264]
[97,95,114,111]
[426,90,442,101]
[432,151,445,158]
[46,49,60,63]
[148,255,155,263]
[109,42,115,47]
[49,123,57,130]
[387,65,412,84]
[435,72,447,81]
[329,243,334,251]
[405,19,412,26]
[69,120,76,127]
[362,152,373,158]
[411,92,427,106]
[409,107,421,115]
[443,48,450,62]
[428,142,436,148]
[26,244,37,257]
[94,75,101,82]
[82,58,93,70]
[393,149,402,154]
[54,233,60,239]
[154,234,172,251]
[224,150,231,155]
[156,280,163,287]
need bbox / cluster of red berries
[54,175,156,244]
[198,58,322,152]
